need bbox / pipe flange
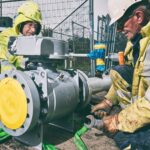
[0,70,40,136]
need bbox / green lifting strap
[0,128,11,143]
[42,143,57,150]
[73,126,89,150]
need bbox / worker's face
[117,11,143,40]
[22,22,38,36]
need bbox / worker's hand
[103,114,118,133]
[91,99,112,118]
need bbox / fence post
[89,0,95,77]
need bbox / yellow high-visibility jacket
[0,1,42,72]
[0,27,22,72]
[105,21,150,132]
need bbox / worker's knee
[110,65,133,91]
[111,65,133,85]
[114,127,150,150]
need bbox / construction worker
[91,0,150,149]
[0,1,42,72]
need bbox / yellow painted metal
[0,77,27,129]
[96,59,105,65]
[94,44,106,50]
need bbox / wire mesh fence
[1,0,92,73]
[0,0,122,75]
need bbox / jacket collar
[124,21,150,56]
[141,21,150,38]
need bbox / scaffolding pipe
[69,53,119,61]
[89,0,95,77]
[69,53,88,57]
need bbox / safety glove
[103,114,118,133]
[91,99,113,118]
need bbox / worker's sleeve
[118,90,150,132]
[0,35,8,60]
[0,55,25,73]
[0,42,16,72]
[105,85,119,105]
[0,35,25,72]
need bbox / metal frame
[0,0,117,75]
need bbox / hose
[0,128,11,143]
[73,126,89,150]
[42,143,57,150]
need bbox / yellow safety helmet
[108,0,143,25]
[14,1,42,35]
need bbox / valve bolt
[41,108,48,115]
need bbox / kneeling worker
[91,0,150,149]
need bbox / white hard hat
[108,0,142,25]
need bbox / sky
[94,0,108,30]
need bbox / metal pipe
[87,75,112,94]
[72,21,75,53]
[89,0,95,77]
[105,53,119,62]
[69,53,88,57]
[69,52,119,61]
[97,16,100,42]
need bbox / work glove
[91,99,113,118]
[103,114,118,133]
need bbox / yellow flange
[0,77,27,129]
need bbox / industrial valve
[0,36,111,146]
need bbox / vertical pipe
[0,0,2,17]
[72,21,75,53]
[60,28,63,40]
[97,16,100,42]
[100,17,103,42]
[108,22,117,69]
[83,27,85,38]
[89,0,95,76]
[112,23,117,55]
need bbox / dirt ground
[0,129,119,150]
[0,92,119,150]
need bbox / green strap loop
[0,129,11,143]
[73,126,89,150]
[0,127,89,150]
[42,144,57,150]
